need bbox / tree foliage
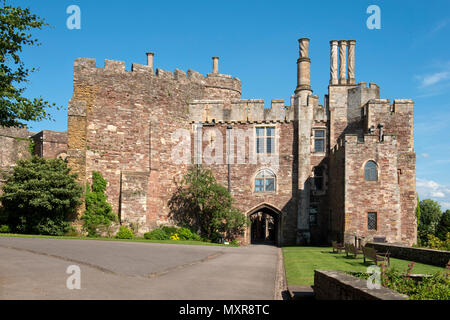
[436,210,450,241]
[168,166,248,241]
[418,199,443,244]
[0,1,57,127]
[0,156,82,235]
[416,195,420,228]
[81,171,117,237]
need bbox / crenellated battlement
[363,98,414,118]
[331,133,397,155]
[189,98,292,123]
[73,57,242,96]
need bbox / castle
[1,37,417,246]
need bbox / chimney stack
[329,40,338,85]
[347,40,356,84]
[146,52,154,68]
[338,40,347,85]
[212,57,219,74]
[295,38,312,94]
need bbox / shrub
[425,233,450,251]
[0,157,82,236]
[171,233,180,241]
[0,225,11,233]
[144,228,170,240]
[81,171,117,237]
[116,226,134,239]
[168,166,248,242]
[352,263,450,300]
[178,227,201,241]
[161,226,179,236]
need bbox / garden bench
[362,246,390,266]
[345,243,363,258]
[332,240,345,253]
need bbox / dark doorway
[249,207,279,244]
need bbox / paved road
[0,237,280,300]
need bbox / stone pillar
[146,52,154,68]
[338,40,347,85]
[295,38,311,94]
[330,40,338,85]
[347,40,356,85]
[212,57,219,74]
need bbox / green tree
[0,157,82,235]
[435,210,450,241]
[168,166,248,241]
[0,1,57,127]
[81,171,117,237]
[416,194,420,228]
[418,199,442,244]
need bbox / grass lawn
[0,233,237,247]
[283,246,446,286]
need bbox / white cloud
[417,178,450,210]
[431,191,445,198]
[430,19,450,34]
[441,202,450,210]
[420,153,430,158]
[414,62,450,97]
[419,71,450,88]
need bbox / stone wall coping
[315,270,408,300]
[206,73,233,79]
[366,242,450,267]
[393,99,414,104]
[367,242,450,254]
[368,98,390,104]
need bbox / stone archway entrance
[247,204,281,245]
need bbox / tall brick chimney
[212,57,219,74]
[347,40,356,84]
[330,40,338,85]
[338,40,347,85]
[295,38,311,94]
[146,52,154,68]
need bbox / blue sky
[8,0,450,210]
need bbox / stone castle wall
[198,122,298,244]
[32,130,68,159]
[68,58,245,232]
[62,38,417,246]
[0,127,33,191]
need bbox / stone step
[288,285,315,300]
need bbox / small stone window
[364,161,378,181]
[313,166,324,191]
[314,129,326,153]
[254,169,276,192]
[256,127,275,154]
[368,212,377,230]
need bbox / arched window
[364,161,378,181]
[255,169,276,192]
